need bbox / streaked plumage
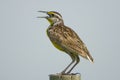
[38,11,94,74]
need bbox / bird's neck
[51,20,64,26]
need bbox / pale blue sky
[0,0,120,80]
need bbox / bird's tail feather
[87,55,94,63]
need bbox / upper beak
[37,11,49,18]
[38,11,48,13]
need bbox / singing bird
[38,11,94,74]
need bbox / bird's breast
[46,26,65,51]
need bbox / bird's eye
[51,14,54,16]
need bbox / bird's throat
[47,18,64,26]
[47,18,54,26]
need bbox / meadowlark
[38,11,94,74]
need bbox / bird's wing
[60,26,94,62]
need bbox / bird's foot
[56,71,69,75]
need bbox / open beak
[37,11,49,18]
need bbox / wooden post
[49,73,81,80]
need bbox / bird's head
[38,11,64,26]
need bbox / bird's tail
[87,54,94,63]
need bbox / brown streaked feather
[47,25,93,62]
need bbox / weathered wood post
[49,74,81,80]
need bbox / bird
[38,11,94,74]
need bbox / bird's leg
[67,55,80,74]
[61,59,75,74]
[61,53,75,74]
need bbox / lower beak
[37,16,48,18]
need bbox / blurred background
[0,0,120,80]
